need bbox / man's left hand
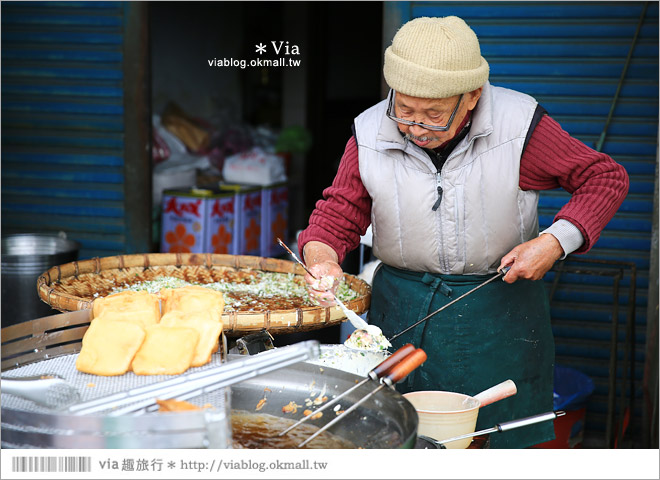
[498,234,564,284]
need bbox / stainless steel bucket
[1,233,80,327]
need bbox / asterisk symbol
[167,461,176,469]
[255,43,267,55]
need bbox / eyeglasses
[386,91,464,132]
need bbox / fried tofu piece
[156,398,201,412]
[159,286,224,322]
[76,317,146,376]
[131,325,199,375]
[92,290,161,329]
[160,310,222,367]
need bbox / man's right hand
[302,241,344,306]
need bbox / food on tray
[307,344,389,376]
[75,317,146,376]
[40,254,370,338]
[79,287,226,376]
[344,328,392,351]
[309,274,337,292]
[131,325,200,375]
[156,399,214,411]
[160,285,225,320]
[156,398,201,411]
[91,290,160,328]
[160,310,223,367]
[113,271,360,312]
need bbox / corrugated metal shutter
[384,1,658,447]
[1,1,151,259]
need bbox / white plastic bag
[152,115,211,205]
[222,147,287,186]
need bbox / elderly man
[298,16,628,448]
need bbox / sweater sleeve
[298,136,372,264]
[520,115,630,254]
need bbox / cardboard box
[260,183,289,257]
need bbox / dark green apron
[369,263,555,448]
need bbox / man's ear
[467,87,483,110]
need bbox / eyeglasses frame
[386,90,464,132]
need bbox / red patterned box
[260,183,288,257]
[205,190,238,254]
[220,184,262,256]
[160,189,211,253]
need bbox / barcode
[12,456,92,473]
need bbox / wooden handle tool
[297,348,427,448]
[278,344,415,437]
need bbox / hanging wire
[596,2,649,152]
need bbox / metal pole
[606,272,622,448]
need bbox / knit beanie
[383,16,489,99]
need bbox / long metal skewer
[297,348,427,448]
[431,410,566,448]
[277,238,373,332]
[389,267,509,342]
[277,237,316,278]
[277,343,415,437]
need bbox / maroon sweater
[299,115,629,264]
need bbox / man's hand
[305,261,343,306]
[302,241,344,306]
[498,234,564,284]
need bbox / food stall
[1,253,422,449]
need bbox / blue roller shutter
[384,1,658,448]
[1,1,151,259]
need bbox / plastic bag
[152,126,171,164]
[553,365,595,411]
[222,147,287,186]
[152,115,211,205]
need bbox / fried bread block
[76,316,146,376]
[156,398,201,412]
[159,285,224,321]
[92,290,161,329]
[160,310,222,367]
[131,325,199,375]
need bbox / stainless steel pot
[1,233,80,327]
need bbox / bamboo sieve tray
[36,253,371,336]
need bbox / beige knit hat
[384,16,489,99]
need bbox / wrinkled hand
[305,261,343,306]
[498,234,564,284]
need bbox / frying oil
[231,410,355,449]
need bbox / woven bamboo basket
[36,253,371,336]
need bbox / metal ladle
[418,410,566,448]
[1,374,81,409]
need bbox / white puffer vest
[355,82,540,274]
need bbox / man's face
[392,88,482,150]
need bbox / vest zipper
[432,171,443,211]
[432,169,449,272]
